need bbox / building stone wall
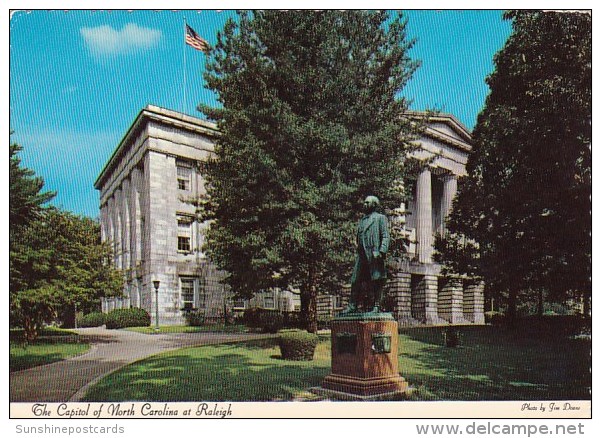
[96,106,485,326]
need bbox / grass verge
[10,328,90,372]
[83,338,330,401]
[124,324,248,334]
[82,325,590,402]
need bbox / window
[263,291,275,309]
[178,236,191,252]
[334,295,344,309]
[177,165,191,191]
[178,218,191,230]
[180,278,195,311]
[177,216,193,253]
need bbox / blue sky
[9,10,512,219]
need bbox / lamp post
[153,280,160,333]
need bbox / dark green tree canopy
[436,11,591,316]
[11,208,123,338]
[9,141,55,236]
[9,140,122,338]
[199,11,420,331]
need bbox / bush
[243,307,286,333]
[442,326,461,347]
[278,330,319,361]
[105,308,151,329]
[485,311,505,326]
[516,315,591,337]
[184,310,205,327]
[77,312,107,328]
[317,316,331,331]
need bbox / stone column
[416,167,433,264]
[129,168,141,269]
[108,196,119,268]
[438,277,465,324]
[317,295,335,319]
[387,271,417,326]
[412,274,443,324]
[464,280,485,324]
[116,190,124,269]
[100,205,107,242]
[121,179,130,271]
[440,174,458,236]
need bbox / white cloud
[80,23,162,56]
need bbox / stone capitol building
[95,105,485,326]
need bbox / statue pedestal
[318,313,408,399]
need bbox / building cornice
[94,105,218,190]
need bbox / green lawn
[398,325,591,401]
[10,328,90,372]
[83,338,330,401]
[82,325,591,402]
[125,324,249,335]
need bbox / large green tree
[9,140,55,292]
[10,140,122,340]
[436,11,591,319]
[11,208,123,340]
[199,11,420,332]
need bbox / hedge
[105,308,151,329]
[243,307,302,333]
[184,310,205,327]
[77,312,107,328]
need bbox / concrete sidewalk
[10,327,274,402]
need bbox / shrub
[185,310,205,327]
[261,312,284,333]
[442,326,461,347]
[243,307,285,333]
[317,316,331,331]
[77,312,107,328]
[282,311,303,329]
[485,311,505,326]
[278,330,319,361]
[105,308,151,329]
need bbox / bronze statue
[344,195,390,314]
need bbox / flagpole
[183,17,187,114]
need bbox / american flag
[185,24,211,53]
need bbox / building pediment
[408,111,472,152]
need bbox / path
[10,328,274,403]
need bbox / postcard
[6,5,593,434]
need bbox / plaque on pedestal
[316,312,408,400]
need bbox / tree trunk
[537,289,544,317]
[506,288,517,327]
[582,292,591,317]
[300,271,319,334]
[306,285,318,333]
[23,316,39,343]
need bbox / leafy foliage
[199,11,420,332]
[105,308,151,329]
[9,142,55,233]
[11,208,124,329]
[436,11,591,318]
[9,141,55,293]
[184,310,206,327]
[277,330,319,361]
[10,140,123,339]
[77,311,108,328]
[242,307,302,333]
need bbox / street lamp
[153,280,160,333]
